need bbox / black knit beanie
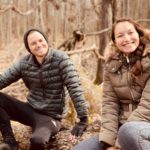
[24,28,48,52]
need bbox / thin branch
[90,0,100,17]
[66,45,105,60]
[0,0,46,16]
[86,28,111,36]
[136,19,150,22]
[0,5,13,14]
[93,49,105,60]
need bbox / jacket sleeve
[99,69,120,146]
[127,77,150,122]
[59,54,88,118]
[0,60,22,89]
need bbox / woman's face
[114,21,140,55]
[27,31,48,62]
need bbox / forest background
[0,0,150,150]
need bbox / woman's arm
[127,76,150,122]
[100,69,120,146]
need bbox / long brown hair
[111,18,146,78]
[111,18,145,42]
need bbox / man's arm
[59,53,88,136]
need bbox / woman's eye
[129,31,134,35]
[116,35,123,38]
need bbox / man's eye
[39,39,43,42]
[31,42,36,46]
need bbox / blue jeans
[118,121,150,150]
[72,135,103,150]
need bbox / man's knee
[30,134,47,147]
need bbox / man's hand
[71,121,87,137]
[71,117,88,137]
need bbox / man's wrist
[79,116,88,123]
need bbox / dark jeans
[0,92,61,150]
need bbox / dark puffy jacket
[0,48,88,119]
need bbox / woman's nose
[123,34,130,41]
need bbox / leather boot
[0,109,19,150]
[0,123,19,150]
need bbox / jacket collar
[105,41,150,73]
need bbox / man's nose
[36,42,41,47]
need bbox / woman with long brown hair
[72,18,150,150]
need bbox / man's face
[27,31,49,59]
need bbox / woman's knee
[118,121,150,150]
[119,122,140,142]
[72,135,101,150]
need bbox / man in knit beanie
[0,28,88,150]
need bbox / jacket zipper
[39,67,46,98]
[126,56,135,101]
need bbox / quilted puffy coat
[0,48,88,119]
[99,38,150,146]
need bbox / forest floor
[0,41,101,150]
